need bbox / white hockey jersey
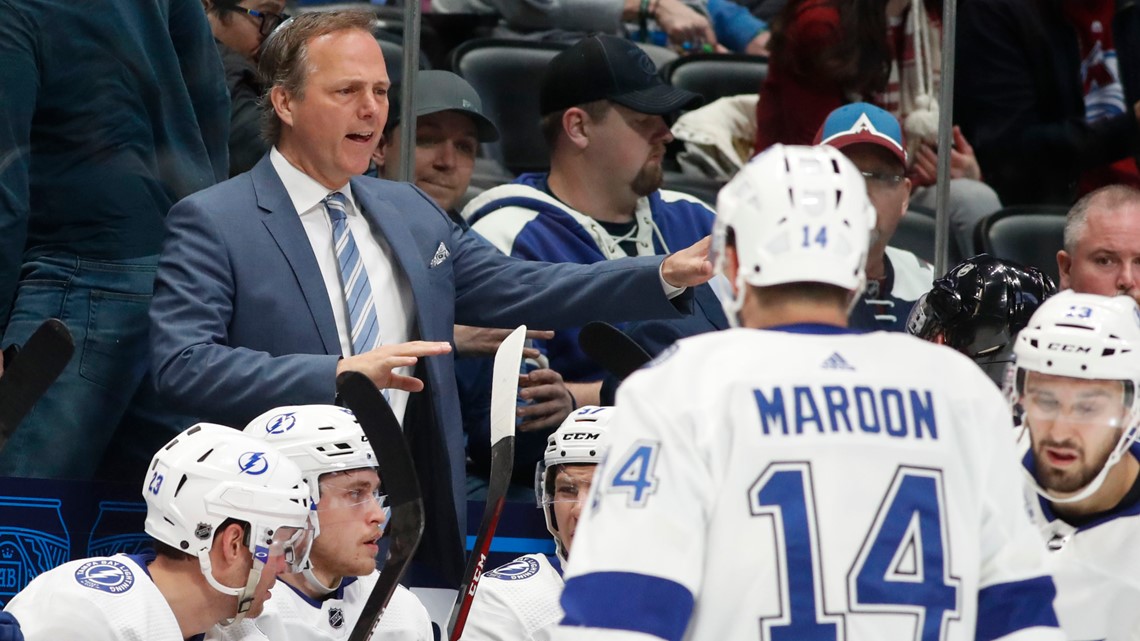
[3,553,187,641]
[208,572,432,641]
[463,553,566,641]
[554,326,1065,641]
[1022,444,1140,641]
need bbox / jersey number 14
[751,462,960,641]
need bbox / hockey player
[1007,291,1140,640]
[555,145,1063,641]
[210,404,432,641]
[463,406,613,641]
[907,254,1056,385]
[3,423,316,640]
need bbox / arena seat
[892,208,938,267]
[974,205,1069,284]
[663,53,768,103]
[452,38,569,175]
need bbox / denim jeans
[0,254,187,481]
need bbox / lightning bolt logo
[238,451,270,476]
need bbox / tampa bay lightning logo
[329,607,345,629]
[238,451,270,475]
[74,560,135,594]
[265,412,297,435]
[485,557,541,581]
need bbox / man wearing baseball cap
[373,70,499,216]
[816,102,934,332]
[462,33,727,411]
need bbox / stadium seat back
[975,206,1069,284]
[663,53,768,103]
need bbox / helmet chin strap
[302,568,340,595]
[200,551,266,626]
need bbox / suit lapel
[253,157,342,355]
[351,178,431,328]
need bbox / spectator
[203,0,289,176]
[3,423,315,639]
[956,0,1140,206]
[373,70,499,217]
[370,70,574,497]
[1007,291,1140,639]
[463,406,614,641]
[907,254,1056,385]
[1057,185,1140,306]
[0,0,229,480]
[817,102,934,331]
[464,34,727,410]
[148,10,714,587]
[432,0,772,55]
[755,0,1002,256]
[211,405,433,641]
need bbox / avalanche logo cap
[540,34,701,116]
[814,102,907,166]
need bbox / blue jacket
[148,156,693,586]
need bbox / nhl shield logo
[195,522,213,540]
[329,607,345,629]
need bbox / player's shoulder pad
[483,555,543,582]
[71,557,137,595]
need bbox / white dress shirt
[271,148,416,423]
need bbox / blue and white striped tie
[324,193,380,356]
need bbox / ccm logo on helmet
[1046,343,1092,354]
[562,433,600,441]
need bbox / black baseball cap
[387,70,500,142]
[539,34,701,116]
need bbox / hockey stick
[338,371,425,641]
[0,319,74,454]
[447,324,527,641]
[578,321,651,381]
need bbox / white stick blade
[489,325,527,444]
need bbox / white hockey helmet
[243,404,376,507]
[1009,291,1140,503]
[712,144,876,322]
[536,406,614,563]
[143,423,315,622]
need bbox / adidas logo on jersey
[821,352,855,370]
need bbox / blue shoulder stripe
[976,576,1059,641]
[560,572,693,641]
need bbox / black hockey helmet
[906,254,1057,385]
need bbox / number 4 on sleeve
[606,441,660,507]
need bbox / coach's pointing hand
[336,341,452,392]
[661,235,715,289]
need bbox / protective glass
[255,522,315,574]
[1018,376,1127,434]
[318,476,391,526]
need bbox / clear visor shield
[254,521,315,575]
[316,476,391,530]
[535,462,593,508]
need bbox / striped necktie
[324,192,380,356]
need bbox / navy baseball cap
[540,34,701,116]
[388,70,500,142]
[815,102,907,166]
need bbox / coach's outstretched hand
[661,235,715,289]
[336,341,452,392]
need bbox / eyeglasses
[229,6,290,38]
[861,171,907,187]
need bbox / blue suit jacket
[149,155,689,584]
